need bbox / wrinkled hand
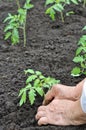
[43,78,86,105]
[43,84,76,105]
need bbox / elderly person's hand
[43,78,86,105]
[35,78,86,126]
[43,84,76,105]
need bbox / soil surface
[0,0,86,130]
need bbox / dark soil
[0,0,86,130]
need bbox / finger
[37,105,46,112]
[35,111,45,120]
[43,89,54,105]
[38,117,48,126]
[76,78,86,87]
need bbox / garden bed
[0,0,86,130]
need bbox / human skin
[36,99,86,125]
[35,78,86,126]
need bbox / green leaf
[19,91,26,106]
[35,87,44,96]
[35,71,42,75]
[29,89,36,105]
[56,0,61,4]
[46,77,59,87]
[18,8,26,15]
[43,77,60,89]
[26,0,30,3]
[53,3,64,12]
[26,75,37,84]
[45,0,55,5]
[25,84,32,89]
[11,28,19,45]
[34,79,40,87]
[24,3,34,9]
[19,88,25,97]
[81,62,86,68]
[73,56,84,63]
[82,26,86,31]
[66,11,75,16]
[71,67,81,76]
[24,69,35,74]
[3,13,13,23]
[76,47,83,55]
[66,0,71,4]
[4,32,11,40]
[45,77,52,83]
[4,25,13,32]
[19,97,24,106]
[39,75,45,79]
[83,71,86,75]
[71,0,78,4]
[46,8,55,20]
[78,35,86,46]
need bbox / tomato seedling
[71,26,86,76]
[19,69,60,105]
[4,0,34,47]
[45,0,79,22]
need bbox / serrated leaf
[18,8,26,15]
[18,88,25,97]
[26,75,37,84]
[53,4,64,12]
[35,71,42,75]
[4,25,13,32]
[43,84,50,88]
[35,87,44,96]
[4,32,11,40]
[29,89,36,105]
[19,91,26,106]
[83,71,86,75]
[24,3,34,9]
[24,69,35,74]
[11,28,19,45]
[39,75,45,79]
[82,26,86,31]
[3,13,13,23]
[19,97,24,106]
[45,77,52,82]
[45,0,55,5]
[76,47,83,55]
[71,67,81,76]
[73,56,84,63]
[71,0,78,4]
[46,8,55,20]
[56,0,60,4]
[34,79,40,87]
[25,84,32,89]
[66,11,74,16]
[79,35,86,46]
[66,0,71,4]
[81,62,86,68]
[26,0,30,3]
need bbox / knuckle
[52,84,58,90]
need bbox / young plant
[3,0,34,47]
[19,69,60,106]
[45,0,79,22]
[71,26,86,76]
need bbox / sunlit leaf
[29,89,36,105]
[71,67,81,76]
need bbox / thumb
[43,89,54,105]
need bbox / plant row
[1,0,86,106]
